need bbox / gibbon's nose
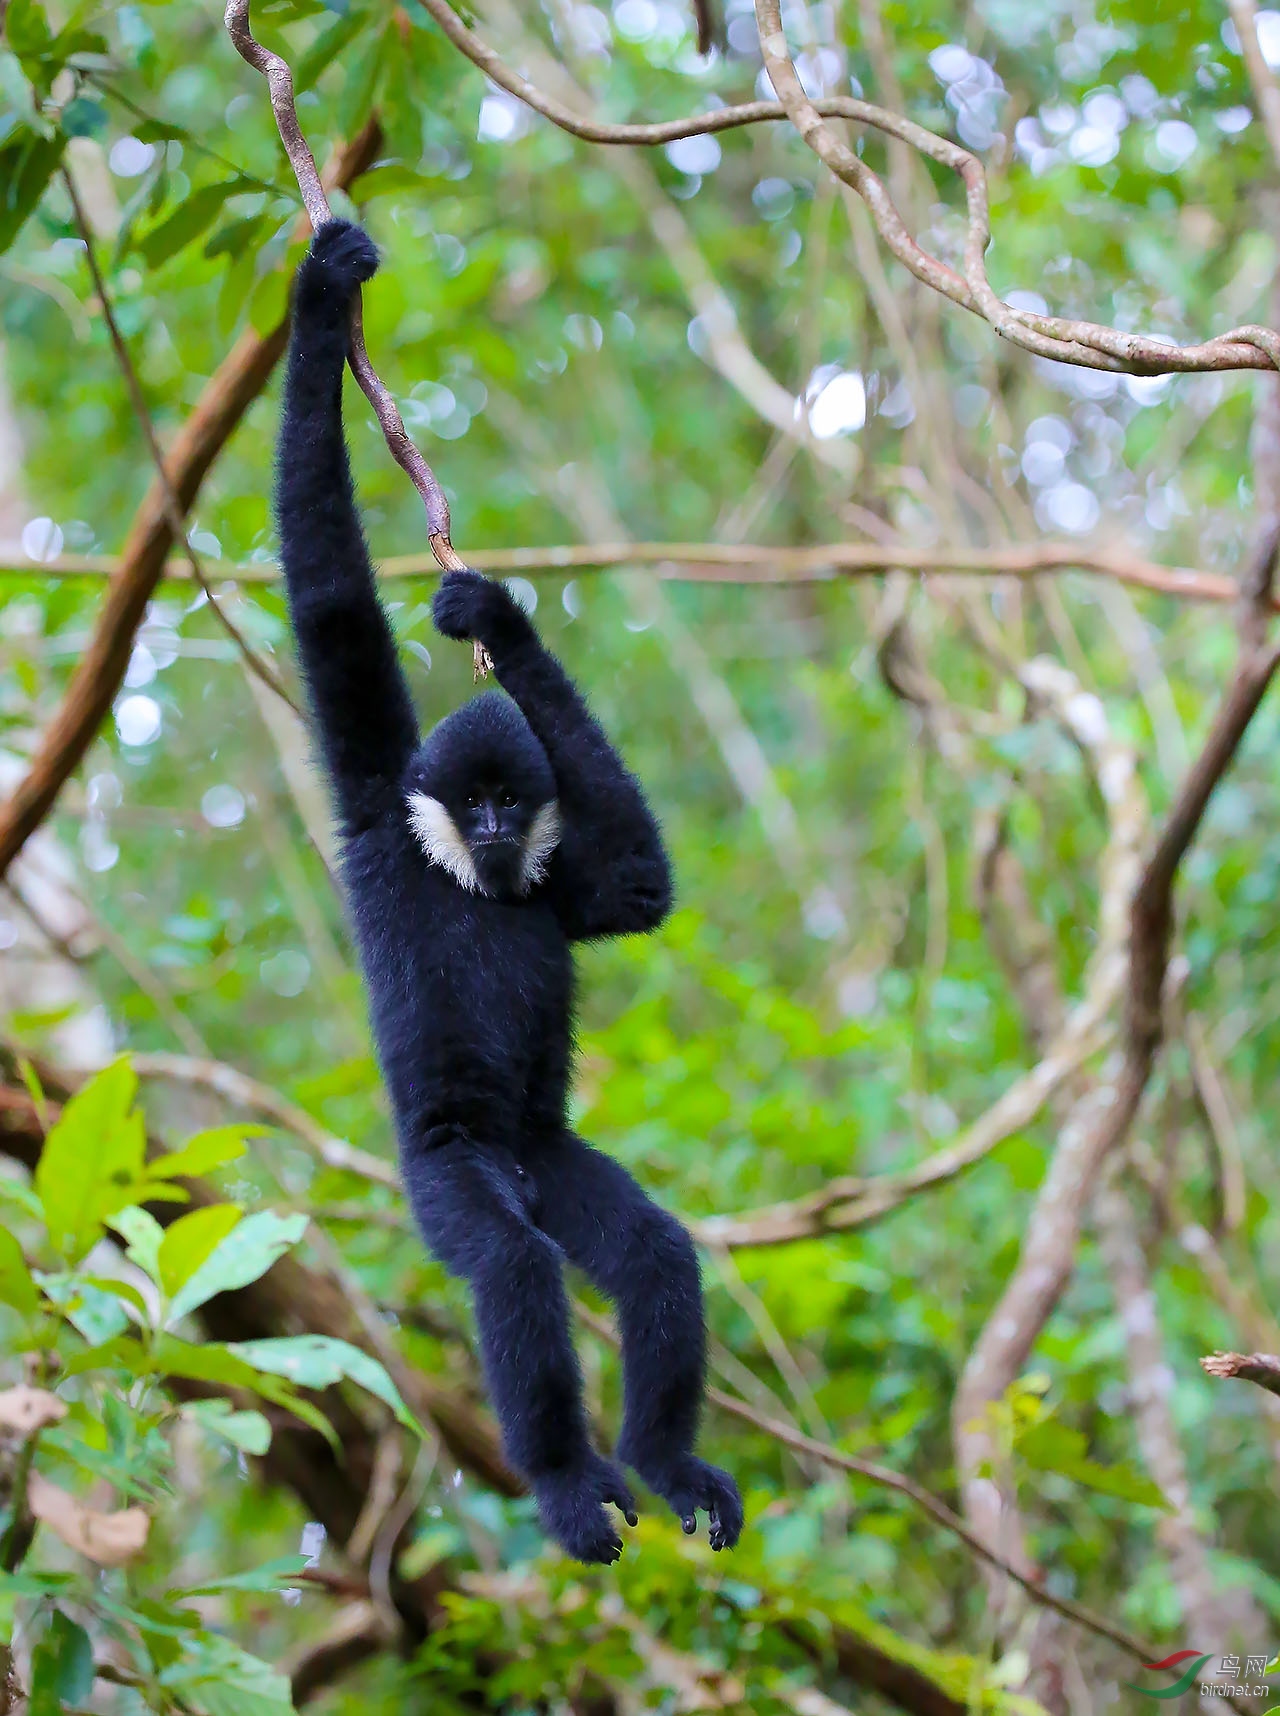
[481,801,499,835]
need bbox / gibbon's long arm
[433,572,674,941]
[275,223,419,833]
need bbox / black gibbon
[274,220,743,1564]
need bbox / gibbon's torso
[338,805,574,1157]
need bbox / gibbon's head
[405,692,560,898]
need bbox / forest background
[2,0,1280,1711]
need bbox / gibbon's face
[405,692,560,899]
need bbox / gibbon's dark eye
[499,790,518,810]
[466,792,482,810]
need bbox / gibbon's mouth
[472,835,520,848]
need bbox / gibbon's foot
[626,1452,743,1551]
[297,219,379,309]
[532,1454,638,1565]
[432,569,534,657]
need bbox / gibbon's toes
[536,1461,635,1565]
[305,219,379,292]
[597,1461,638,1525]
[654,1456,744,1551]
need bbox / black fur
[275,222,743,1563]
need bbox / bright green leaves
[0,1226,39,1316]
[1017,1418,1170,1511]
[35,1059,151,1262]
[135,178,259,271]
[27,1611,94,1716]
[0,126,66,255]
[5,0,108,98]
[165,1210,309,1323]
[0,1052,423,1713]
[0,0,109,254]
[226,1335,420,1432]
[105,1201,309,1329]
[156,1204,242,1300]
[179,1399,273,1456]
[31,1062,257,1269]
[146,1125,255,1183]
[157,1634,296,1716]
[170,1554,311,1599]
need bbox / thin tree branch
[573,1301,1157,1664]
[1201,1351,1280,1398]
[2,538,1254,607]
[223,0,470,577]
[410,0,1279,375]
[698,654,1146,1251]
[750,0,1279,374]
[952,527,1280,1648]
[128,1050,399,1188]
[0,118,382,881]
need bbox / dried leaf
[27,1471,149,1565]
[0,1386,67,1435]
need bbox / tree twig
[410,0,1279,375]
[1201,1351,1280,1399]
[573,1301,1157,1664]
[222,0,486,680]
[3,538,1255,607]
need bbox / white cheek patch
[406,793,484,894]
[519,799,561,893]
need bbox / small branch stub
[1201,1350,1280,1399]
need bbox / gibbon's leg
[529,1134,743,1551]
[404,1137,635,1563]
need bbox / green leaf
[159,1635,295,1716]
[4,0,52,58]
[28,1611,94,1716]
[0,1175,42,1222]
[335,20,385,138]
[107,1205,166,1283]
[157,1203,242,1297]
[148,1125,259,1181]
[35,1058,145,1261]
[172,1554,310,1598]
[0,125,66,255]
[151,1336,336,1444]
[204,213,269,262]
[0,1227,38,1316]
[35,1272,130,1343]
[77,1274,151,1320]
[59,96,105,137]
[348,163,429,201]
[181,1398,272,1456]
[246,262,290,336]
[0,1570,74,1597]
[136,179,249,269]
[227,1334,420,1432]
[1017,1420,1170,1510]
[133,118,190,144]
[167,1210,307,1323]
